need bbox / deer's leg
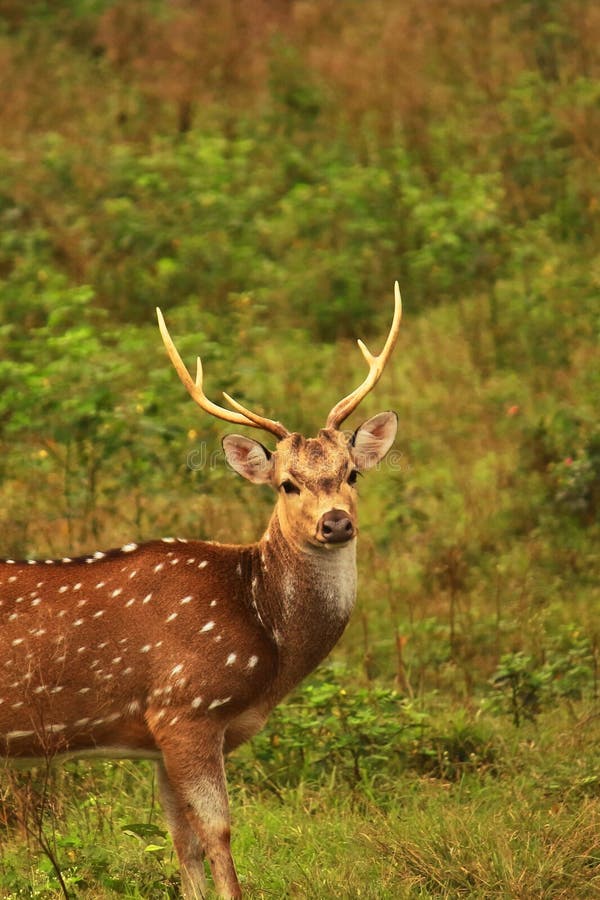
[157,723,241,900]
[156,761,207,899]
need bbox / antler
[326,282,402,430]
[156,308,290,440]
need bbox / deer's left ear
[350,411,398,471]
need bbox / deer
[0,283,402,898]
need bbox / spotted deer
[0,284,402,898]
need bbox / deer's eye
[280,480,300,495]
[347,469,360,486]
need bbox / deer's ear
[222,435,274,484]
[351,411,398,471]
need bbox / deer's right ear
[222,435,274,484]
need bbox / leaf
[122,822,167,840]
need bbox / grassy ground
[1,701,599,897]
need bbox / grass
[1,704,599,898]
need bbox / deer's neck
[250,514,357,701]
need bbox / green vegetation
[0,1,599,896]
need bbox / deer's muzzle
[317,509,356,545]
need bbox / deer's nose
[317,509,356,544]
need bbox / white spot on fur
[166,612,177,623]
[143,593,152,604]
[247,655,259,669]
[93,610,105,618]
[208,697,231,710]
[191,696,202,709]
[153,562,164,573]
[226,653,237,666]
[140,644,151,653]
[198,560,208,569]
[180,595,193,605]
[200,621,215,633]
[121,542,138,553]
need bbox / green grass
[1,703,599,898]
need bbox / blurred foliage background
[0,0,598,696]
[1,2,599,895]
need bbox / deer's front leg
[156,761,207,899]
[156,720,241,899]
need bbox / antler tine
[221,391,289,439]
[325,282,402,431]
[157,308,289,440]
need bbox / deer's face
[158,283,402,552]
[223,412,397,551]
